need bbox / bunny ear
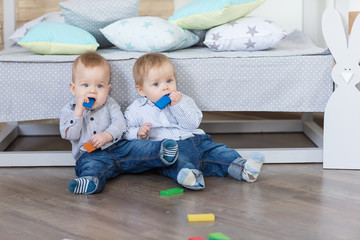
[322,8,347,61]
[348,13,360,55]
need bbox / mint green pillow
[168,0,265,30]
[18,22,99,55]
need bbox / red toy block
[189,237,206,240]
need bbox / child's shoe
[162,139,178,163]
[68,176,98,194]
[241,152,265,182]
[177,168,205,190]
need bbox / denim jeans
[75,139,176,193]
[157,134,245,189]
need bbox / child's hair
[133,52,175,86]
[72,51,111,82]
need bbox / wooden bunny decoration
[322,8,360,169]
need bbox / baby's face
[71,62,111,109]
[137,62,177,103]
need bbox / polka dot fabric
[0,54,333,122]
[0,31,333,122]
[60,0,139,48]
[17,22,99,55]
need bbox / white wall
[249,0,303,33]
[349,0,360,11]
[173,0,193,10]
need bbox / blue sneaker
[68,176,98,194]
[162,139,178,163]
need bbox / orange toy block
[83,141,97,153]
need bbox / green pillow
[18,22,99,55]
[168,0,265,30]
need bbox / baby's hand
[74,97,88,117]
[138,123,152,139]
[169,91,182,106]
[90,132,113,148]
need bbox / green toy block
[160,187,184,196]
[208,232,231,240]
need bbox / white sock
[242,152,264,182]
[182,171,196,186]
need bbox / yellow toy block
[187,213,215,222]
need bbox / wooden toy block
[160,187,184,196]
[83,141,97,153]
[188,237,206,240]
[154,94,171,109]
[208,232,231,240]
[83,98,95,109]
[187,213,215,222]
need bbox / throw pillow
[9,11,65,44]
[203,17,286,51]
[18,22,99,55]
[59,0,139,48]
[168,0,265,30]
[100,16,199,52]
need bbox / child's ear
[70,82,76,96]
[136,85,146,96]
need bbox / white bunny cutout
[322,8,360,169]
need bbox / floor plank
[0,164,359,240]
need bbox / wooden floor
[3,112,360,239]
[1,164,360,240]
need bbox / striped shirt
[124,94,205,141]
[60,96,126,160]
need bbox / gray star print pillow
[204,17,286,51]
[60,0,139,48]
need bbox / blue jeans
[75,139,176,193]
[157,134,245,190]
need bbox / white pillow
[9,12,65,44]
[204,17,286,51]
[100,16,199,52]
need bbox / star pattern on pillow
[149,46,160,52]
[120,20,129,27]
[143,22,153,29]
[228,21,238,27]
[246,26,258,37]
[244,39,256,48]
[125,42,134,50]
[208,42,220,50]
[203,16,286,51]
[212,32,222,41]
[100,16,199,52]
[166,29,175,35]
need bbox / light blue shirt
[124,94,205,141]
[60,96,126,160]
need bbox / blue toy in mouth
[154,95,171,109]
[83,98,95,109]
